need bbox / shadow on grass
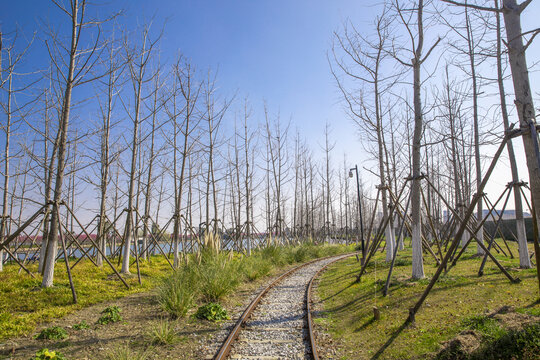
[369,320,410,360]
[354,316,375,332]
[319,280,357,303]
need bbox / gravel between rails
[222,255,349,360]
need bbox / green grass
[157,242,354,318]
[316,241,539,359]
[105,343,151,360]
[0,242,353,340]
[147,318,177,345]
[0,255,172,339]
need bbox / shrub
[97,306,122,325]
[35,326,68,340]
[33,348,67,360]
[147,319,177,345]
[73,321,89,330]
[194,303,229,321]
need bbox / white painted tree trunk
[502,0,540,253]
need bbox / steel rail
[307,254,354,360]
[213,252,354,360]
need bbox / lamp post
[349,165,365,263]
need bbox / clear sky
[2,0,374,161]
[2,0,540,213]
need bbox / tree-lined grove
[0,0,539,295]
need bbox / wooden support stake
[408,135,517,324]
[56,206,77,304]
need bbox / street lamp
[349,165,365,263]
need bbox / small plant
[33,348,67,360]
[105,343,150,360]
[194,303,229,321]
[35,326,68,340]
[72,320,89,330]
[147,319,177,345]
[97,305,122,325]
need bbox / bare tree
[493,0,530,267]
[331,7,398,261]
[0,30,34,271]
[121,23,160,274]
[42,0,114,287]
[168,56,201,267]
[392,0,440,279]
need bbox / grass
[435,316,540,360]
[0,255,172,339]
[316,240,539,359]
[105,343,151,360]
[0,242,353,341]
[157,242,354,318]
[147,318,177,345]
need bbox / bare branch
[441,0,500,12]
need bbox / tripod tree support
[407,131,520,324]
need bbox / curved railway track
[214,253,353,360]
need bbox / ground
[314,241,540,360]
[0,255,310,359]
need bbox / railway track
[213,253,353,360]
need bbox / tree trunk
[42,1,79,287]
[496,0,530,267]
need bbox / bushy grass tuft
[240,254,272,281]
[157,267,198,318]
[105,343,150,360]
[198,250,241,302]
[147,319,177,345]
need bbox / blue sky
[2,0,374,166]
[2,0,540,212]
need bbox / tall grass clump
[239,253,272,281]
[158,242,351,318]
[157,266,198,318]
[198,250,240,302]
[261,245,288,265]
